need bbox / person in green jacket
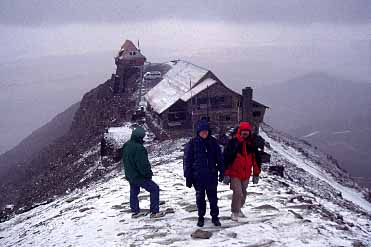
[122,127,164,218]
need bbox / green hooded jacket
[122,127,153,184]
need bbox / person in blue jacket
[183,120,225,227]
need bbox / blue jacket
[183,120,224,187]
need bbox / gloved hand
[223,176,231,185]
[218,174,224,183]
[186,177,193,188]
[252,176,260,184]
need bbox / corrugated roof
[180,78,217,101]
[145,60,269,114]
[145,60,209,114]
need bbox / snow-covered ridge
[0,125,370,246]
[261,131,371,213]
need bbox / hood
[236,121,253,142]
[131,127,146,143]
[196,120,210,136]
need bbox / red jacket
[224,122,261,180]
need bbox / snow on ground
[1,130,371,246]
[332,130,352,135]
[105,124,133,148]
[261,131,371,214]
[301,131,320,138]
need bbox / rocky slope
[0,70,140,215]
[0,123,370,246]
[255,73,371,189]
[0,102,80,173]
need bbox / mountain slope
[0,101,80,171]
[0,73,138,212]
[0,123,370,247]
[255,73,371,188]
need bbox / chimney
[242,87,253,122]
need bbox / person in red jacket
[223,122,262,221]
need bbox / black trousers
[194,183,219,218]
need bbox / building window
[253,111,261,117]
[210,96,225,105]
[197,98,208,105]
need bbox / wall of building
[146,73,267,134]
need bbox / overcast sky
[1,0,371,26]
[0,1,370,154]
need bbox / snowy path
[1,136,371,246]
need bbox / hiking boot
[150,212,166,219]
[231,213,239,222]
[212,217,221,227]
[239,210,246,218]
[197,217,205,227]
[131,211,148,218]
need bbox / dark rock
[268,165,284,177]
[253,205,279,211]
[353,241,367,247]
[144,232,168,239]
[244,240,275,247]
[165,208,175,214]
[65,196,80,203]
[335,225,349,231]
[138,194,150,200]
[71,216,84,221]
[183,204,198,212]
[79,207,95,213]
[111,204,126,210]
[286,204,314,210]
[191,229,212,239]
[288,210,304,219]
[86,195,101,201]
[226,232,237,238]
[347,222,355,227]
[285,189,295,195]
[246,192,263,196]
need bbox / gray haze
[0,1,371,154]
[1,0,371,26]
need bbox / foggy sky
[1,0,371,26]
[0,1,370,155]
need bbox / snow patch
[261,131,371,213]
[301,131,320,138]
[332,130,352,135]
[145,60,209,114]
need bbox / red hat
[239,122,252,131]
[236,122,253,142]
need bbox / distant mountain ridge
[0,102,80,167]
[255,72,371,188]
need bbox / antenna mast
[190,79,194,132]
[206,84,209,122]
